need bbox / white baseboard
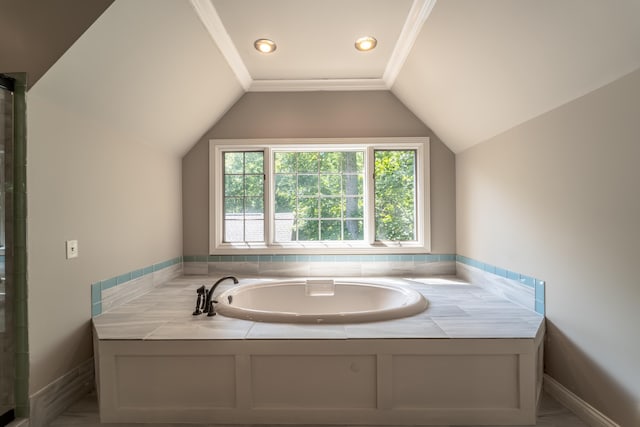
[543,374,619,427]
[29,358,94,427]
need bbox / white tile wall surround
[197,259,456,277]
[100,275,154,314]
[457,262,538,313]
[151,263,183,287]
[91,261,183,317]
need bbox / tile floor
[51,390,588,427]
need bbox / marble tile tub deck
[92,276,544,340]
[90,276,548,426]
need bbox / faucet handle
[200,287,210,311]
[192,293,203,315]
[192,285,207,315]
[206,300,217,317]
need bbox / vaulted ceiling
[8,0,640,155]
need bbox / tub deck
[93,276,544,425]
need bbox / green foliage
[223,152,265,242]
[374,150,416,241]
[224,149,417,243]
[274,151,364,241]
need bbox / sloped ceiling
[30,0,244,156]
[19,0,640,155]
[393,0,640,152]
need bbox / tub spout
[204,276,239,317]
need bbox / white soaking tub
[215,279,428,323]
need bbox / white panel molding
[543,374,620,427]
[249,78,388,92]
[189,0,252,90]
[97,338,541,424]
[383,0,437,88]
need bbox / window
[210,138,429,254]
[374,150,416,241]
[273,150,364,242]
[223,151,264,242]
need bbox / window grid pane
[374,150,417,241]
[223,151,264,242]
[274,151,364,242]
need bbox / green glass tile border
[90,283,101,304]
[90,256,183,317]
[100,278,117,292]
[116,272,132,285]
[456,255,545,315]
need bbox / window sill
[210,241,430,255]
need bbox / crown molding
[249,78,388,92]
[383,0,437,88]
[190,0,435,93]
[189,0,252,90]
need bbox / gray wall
[26,82,183,393]
[183,91,456,255]
[456,68,640,426]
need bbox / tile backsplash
[90,257,182,317]
[183,253,457,277]
[456,255,545,315]
[90,254,544,317]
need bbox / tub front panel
[114,354,236,408]
[251,355,376,408]
[392,354,519,408]
[96,337,542,425]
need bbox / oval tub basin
[216,280,428,323]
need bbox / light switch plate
[66,240,78,259]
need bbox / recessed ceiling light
[254,38,276,54]
[355,36,377,52]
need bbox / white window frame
[209,137,430,254]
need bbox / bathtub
[215,279,428,323]
[93,277,545,425]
